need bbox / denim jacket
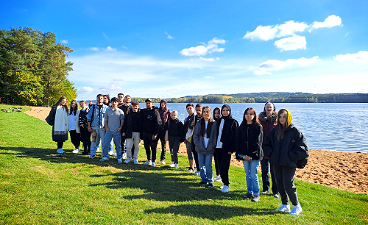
[86,104,108,128]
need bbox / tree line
[0,27,76,106]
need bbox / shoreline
[24,106,368,195]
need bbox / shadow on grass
[145,204,278,219]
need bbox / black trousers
[57,141,64,149]
[143,133,158,162]
[261,159,279,194]
[214,149,220,176]
[168,136,180,164]
[191,142,200,172]
[69,130,80,149]
[273,165,299,206]
[215,148,232,186]
[80,128,91,154]
[157,130,167,161]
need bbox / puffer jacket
[263,123,309,167]
[236,123,263,160]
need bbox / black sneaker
[252,195,260,202]
[241,193,253,199]
[198,181,207,185]
[207,183,214,188]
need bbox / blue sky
[1,0,368,100]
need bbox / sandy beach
[25,106,368,195]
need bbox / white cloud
[98,84,123,93]
[78,87,94,92]
[61,40,68,44]
[274,35,307,51]
[204,76,214,79]
[312,15,342,29]
[254,56,320,75]
[334,51,368,63]
[103,32,109,40]
[122,46,128,49]
[165,31,174,39]
[105,46,117,51]
[180,37,226,56]
[89,47,99,51]
[199,57,215,61]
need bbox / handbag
[185,128,193,143]
[296,157,308,169]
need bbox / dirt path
[25,106,368,195]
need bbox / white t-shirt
[204,121,209,148]
[216,118,225,148]
[68,111,76,131]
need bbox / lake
[144,103,367,153]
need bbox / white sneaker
[151,162,156,167]
[57,148,65,154]
[276,205,291,212]
[72,149,79,154]
[194,171,200,176]
[289,205,302,216]
[100,157,109,161]
[221,185,230,193]
[174,163,179,169]
[220,184,224,189]
[133,159,139,164]
[143,160,151,165]
[169,163,175,168]
[123,153,127,159]
[108,151,114,156]
[124,159,130,164]
[160,160,166,165]
[214,175,222,182]
[118,158,122,163]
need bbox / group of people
[47,95,309,216]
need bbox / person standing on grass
[79,100,91,155]
[236,108,263,202]
[166,110,184,169]
[141,98,162,167]
[193,106,217,188]
[69,100,81,154]
[47,96,69,154]
[102,97,124,162]
[87,94,108,159]
[119,95,132,160]
[191,103,203,176]
[157,99,171,165]
[213,107,222,183]
[183,103,196,173]
[263,109,308,216]
[214,104,238,193]
[258,102,279,198]
[122,101,142,164]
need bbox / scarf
[54,106,68,134]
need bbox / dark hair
[263,102,276,112]
[103,94,110,101]
[54,96,68,112]
[125,95,131,98]
[276,109,289,140]
[131,101,139,106]
[199,106,214,137]
[70,100,78,115]
[96,94,103,99]
[213,107,221,120]
[111,97,118,102]
[186,103,194,108]
[195,103,203,108]
[240,107,261,127]
[117,93,124,97]
[79,100,86,104]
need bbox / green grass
[0,104,367,224]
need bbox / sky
[1,0,368,100]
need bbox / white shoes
[151,162,156,167]
[221,185,230,193]
[160,160,166,165]
[56,148,65,154]
[108,151,114,156]
[289,204,302,216]
[214,175,222,182]
[174,163,179,169]
[276,204,291,212]
[143,160,151,165]
[169,163,175,168]
[124,159,130,164]
[123,153,127,159]
[133,159,139,164]
[72,149,79,154]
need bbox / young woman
[69,100,81,153]
[236,108,263,202]
[213,107,221,182]
[47,96,69,154]
[214,105,238,193]
[193,106,217,188]
[79,100,91,155]
[263,109,308,216]
[258,102,279,198]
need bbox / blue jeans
[197,153,214,183]
[90,127,106,156]
[104,131,122,159]
[243,160,260,196]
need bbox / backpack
[296,157,308,169]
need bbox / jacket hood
[221,104,233,119]
[278,108,292,125]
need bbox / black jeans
[168,136,180,164]
[191,142,200,172]
[261,159,279,194]
[157,130,167,161]
[143,133,158,162]
[69,130,80,149]
[80,127,91,154]
[215,148,232,186]
[273,165,299,206]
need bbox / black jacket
[263,124,309,167]
[236,123,263,160]
[122,110,143,138]
[216,118,238,153]
[141,107,162,136]
[167,118,185,142]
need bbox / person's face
[125,96,131,103]
[196,107,203,117]
[111,101,118,108]
[80,102,86,108]
[186,106,194,115]
[171,112,178,120]
[97,96,103,103]
[265,103,274,113]
[103,96,109,103]
[71,101,77,108]
[160,102,166,108]
[279,113,287,125]
[214,110,221,119]
[222,107,230,117]
[118,95,124,102]
[61,98,67,105]
[203,108,211,120]
[245,110,255,123]
[146,101,153,109]
[132,104,139,112]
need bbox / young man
[183,103,196,172]
[122,101,142,164]
[141,98,162,167]
[87,94,109,159]
[157,99,171,165]
[119,95,132,159]
[117,93,125,108]
[191,103,203,175]
[102,97,124,162]
[79,100,91,155]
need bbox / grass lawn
[0,104,367,224]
